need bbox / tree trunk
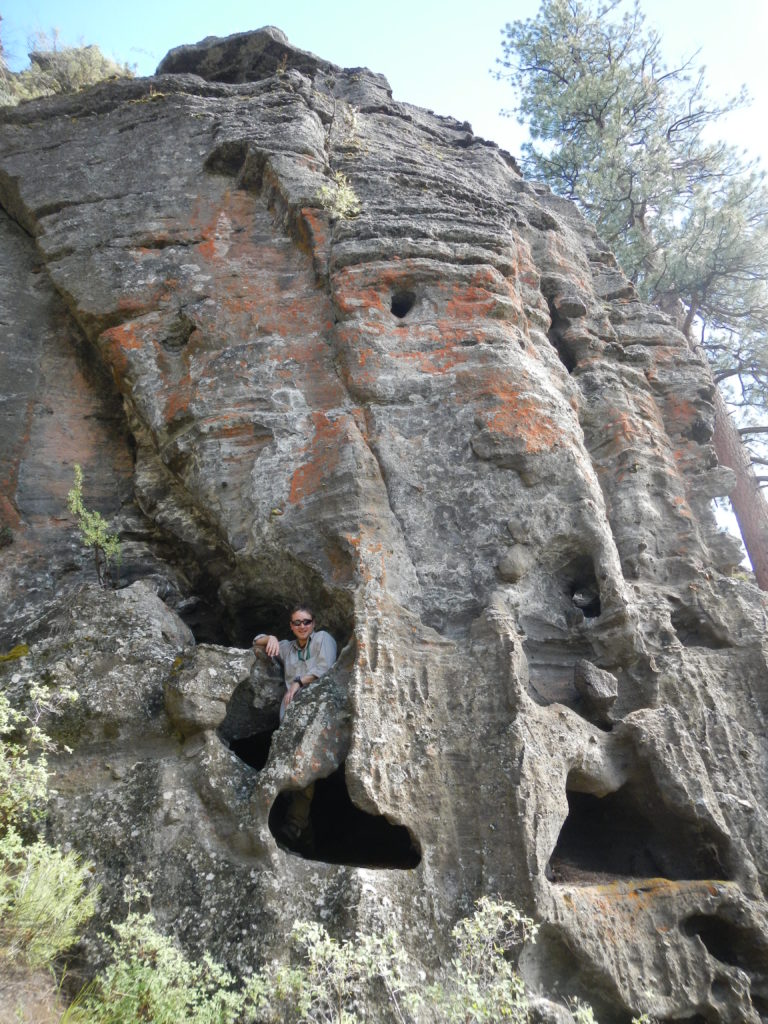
[712,385,768,590]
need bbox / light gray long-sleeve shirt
[257,630,337,688]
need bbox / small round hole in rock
[390,290,416,319]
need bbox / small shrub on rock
[317,171,362,219]
[67,463,121,587]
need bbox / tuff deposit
[1,26,768,1023]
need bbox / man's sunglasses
[291,618,313,626]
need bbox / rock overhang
[156,25,341,84]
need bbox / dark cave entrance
[229,730,274,771]
[218,681,420,870]
[548,782,732,883]
[545,296,578,373]
[669,603,732,650]
[683,913,768,1019]
[177,575,354,655]
[178,590,296,648]
[523,553,604,709]
[683,913,768,974]
[269,764,421,869]
[390,289,416,319]
[560,554,601,619]
[217,677,281,772]
[548,327,577,374]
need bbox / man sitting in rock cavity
[252,603,337,852]
[252,602,337,722]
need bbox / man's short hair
[289,601,315,621]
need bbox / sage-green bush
[0,30,132,107]
[65,893,657,1023]
[0,831,96,969]
[0,686,96,969]
[317,171,362,220]
[62,897,537,1024]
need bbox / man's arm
[253,633,280,658]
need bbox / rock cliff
[1,26,768,1023]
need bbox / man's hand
[281,678,302,717]
[285,677,302,704]
[253,634,280,657]
[264,635,280,657]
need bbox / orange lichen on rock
[0,490,20,529]
[162,375,193,424]
[392,336,469,376]
[444,279,498,321]
[475,379,562,454]
[660,395,700,438]
[597,409,653,455]
[555,877,735,915]
[100,322,145,386]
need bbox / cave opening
[178,583,353,654]
[669,604,732,650]
[390,289,416,319]
[548,328,577,373]
[217,677,281,771]
[683,913,768,977]
[559,554,601,619]
[269,763,421,868]
[544,297,578,373]
[179,590,295,648]
[548,783,732,883]
[228,729,275,771]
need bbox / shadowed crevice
[669,603,732,650]
[549,785,732,883]
[683,913,768,977]
[269,763,421,868]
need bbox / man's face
[290,612,314,643]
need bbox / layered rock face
[1,27,768,1023]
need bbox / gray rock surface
[573,658,618,724]
[1,27,768,1023]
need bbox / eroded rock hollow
[1,27,768,1023]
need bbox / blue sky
[2,0,767,165]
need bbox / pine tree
[498,0,768,587]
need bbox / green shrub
[424,896,538,1024]
[570,1001,598,1024]
[0,682,77,833]
[0,31,133,106]
[63,896,542,1024]
[67,463,121,587]
[0,685,95,968]
[265,918,417,1024]
[317,171,362,220]
[0,831,96,969]
[65,910,245,1024]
